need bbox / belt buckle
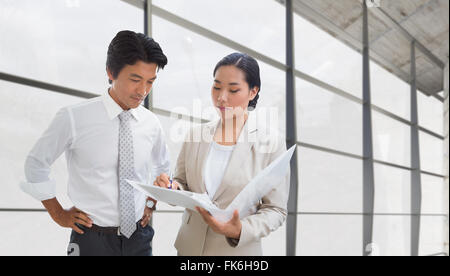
[117,227,121,236]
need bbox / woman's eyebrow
[214,79,240,85]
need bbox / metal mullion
[0,72,98,99]
[410,41,422,257]
[362,1,375,256]
[285,0,298,257]
[143,0,152,110]
[297,141,447,179]
[296,142,363,161]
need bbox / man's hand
[140,197,156,227]
[54,207,93,234]
[196,207,242,240]
[42,198,92,234]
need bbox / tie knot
[119,111,133,122]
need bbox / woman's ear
[249,86,259,101]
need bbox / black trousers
[68,222,154,256]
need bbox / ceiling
[278,0,449,97]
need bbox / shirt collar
[102,91,140,121]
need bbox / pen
[168,171,173,189]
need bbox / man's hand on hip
[42,198,92,234]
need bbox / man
[20,30,170,256]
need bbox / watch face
[146,201,154,208]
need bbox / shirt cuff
[20,179,56,201]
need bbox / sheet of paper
[127,180,219,213]
[127,145,296,222]
[224,145,296,220]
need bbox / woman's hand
[196,207,242,240]
[153,173,179,190]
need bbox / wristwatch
[146,200,156,210]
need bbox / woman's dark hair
[213,53,261,110]
[106,30,168,84]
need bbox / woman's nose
[218,91,227,102]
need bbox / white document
[127,145,296,222]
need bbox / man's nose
[137,84,150,97]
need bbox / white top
[203,142,235,200]
[21,92,170,227]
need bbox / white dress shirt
[203,141,235,200]
[21,92,170,227]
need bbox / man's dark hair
[106,30,168,84]
[213,52,261,110]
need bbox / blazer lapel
[212,119,258,202]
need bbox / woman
[154,53,290,256]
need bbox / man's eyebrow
[130,73,143,79]
[130,74,157,81]
[214,80,221,84]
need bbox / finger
[72,224,84,234]
[157,176,169,188]
[229,210,240,224]
[172,181,180,190]
[196,207,212,222]
[75,211,93,225]
[75,218,92,228]
[232,210,240,220]
[140,217,148,227]
[155,176,162,187]
[161,174,171,187]
[195,207,205,217]
[141,210,153,226]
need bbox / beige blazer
[173,115,290,256]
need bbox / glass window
[153,114,199,212]
[418,91,444,135]
[262,223,286,256]
[297,148,363,213]
[372,216,410,256]
[419,216,447,256]
[151,212,183,256]
[152,0,286,63]
[371,60,410,120]
[421,174,446,215]
[419,131,444,175]
[372,111,411,167]
[0,0,143,94]
[374,163,411,214]
[296,77,363,156]
[0,80,84,209]
[152,16,286,134]
[0,212,71,256]
[296,215,362,256]
[294,14,362,99]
